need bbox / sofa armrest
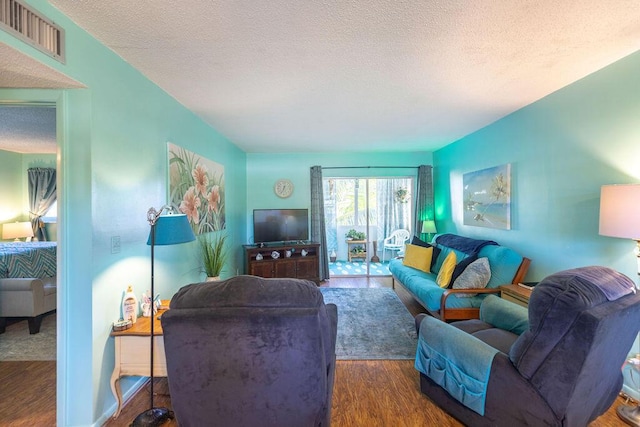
[0,277,45,292]
[0,278,46,317]
[440,288,501,320]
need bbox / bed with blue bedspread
[0,242,56,279]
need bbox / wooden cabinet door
[274,259,297,278]
[296,257,318,280]
[250,261,275,278]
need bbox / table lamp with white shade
[599,183,640,426]
[2,221,34,242]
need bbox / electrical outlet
[111,236,121,254]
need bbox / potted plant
[199,232,228,281]
[345,229,366,240]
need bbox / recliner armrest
[415,315,499,415]
[479,295,529,335]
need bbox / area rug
[0,313,56,361]
[319,287,417,360]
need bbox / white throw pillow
[452,257,491,297]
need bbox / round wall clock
[274,179,294,198]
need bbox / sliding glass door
[324,177,413,276]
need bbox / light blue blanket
[415,315,498,415]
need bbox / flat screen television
[253,209,309,244]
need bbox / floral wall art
[463,164,511,230]
[168,142,226,233]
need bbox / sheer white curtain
[376,178,412,243]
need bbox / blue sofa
[389,234,530,321]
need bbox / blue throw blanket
[436,234,497,254]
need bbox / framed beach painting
[168,142,226,233]
[463,164,511,230]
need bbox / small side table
[346,239,367,262]
[499,284,532,308]
[109,300,170,419]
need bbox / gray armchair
[0,276,56,334]
[415,266,640,427]
[161,275,338,427]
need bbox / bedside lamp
[2,221,34,242]
[132,205,195,426]
[599,183,640,427]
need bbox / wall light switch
[111,236,121,254]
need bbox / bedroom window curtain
[414,165,434,241]
[310,166,330,281]
[28,167,57,241]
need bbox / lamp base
[131,407,174,426]
[618,404,640,427]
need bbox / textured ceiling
[8,1,640,153]
[0,43,82,153]
[0,106,57,154]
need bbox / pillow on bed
[452,257,491,297]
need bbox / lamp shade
[147,214,195,246]
[2,221,34,240]
[599,184,640,240]
[421,220,437,234]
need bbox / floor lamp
[132,206,195,426]
[599,184,640,427]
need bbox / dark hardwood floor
[0,276,629,426]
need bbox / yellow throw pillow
[436,251,457,288]
[402,244,433,273]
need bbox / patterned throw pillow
[436,251,457,288]
[402,244,433,273]
[448,253,479,288]
[452,257,491,297]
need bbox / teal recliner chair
[415,266,640,427]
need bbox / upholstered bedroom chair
[415,266,640,427]
[161,275,338,427]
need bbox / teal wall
[0,150,55,237]
[0,149,24,223]
[1,1,247,425]
[246,151,432,244]
[433,50,640,283]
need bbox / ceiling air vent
[0,0,65,63]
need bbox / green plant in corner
[199,232,228,279]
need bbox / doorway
[0,101,59,424]
[324,177,413,276]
